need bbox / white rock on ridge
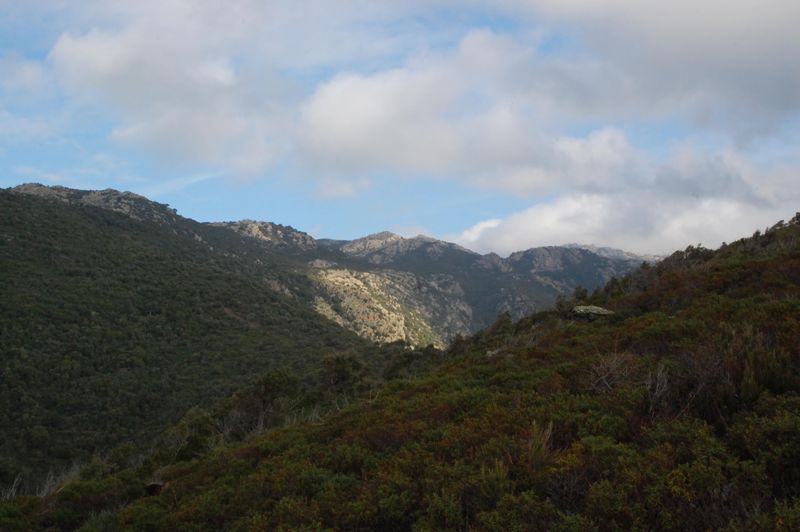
[340,231,404,255]
[213,220,317,250]
[572,305,615,319]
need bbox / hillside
[0,184,642,490]
[0,189,377,487]
[7,184,644,349]
[310,232,645,346]
[4,214,798,530]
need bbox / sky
[1,0,799,255]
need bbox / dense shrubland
[2,202,799,530]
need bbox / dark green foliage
[0,191,377,487]
[4,198,800,530]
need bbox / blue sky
[1,1,799,254]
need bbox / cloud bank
[1,0,799,253]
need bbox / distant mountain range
[9,183,652,347]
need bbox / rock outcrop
[572,305,615,319]
[212,220,316,251]
[310,267,471,347]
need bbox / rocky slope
[211,220,317,251]
[311,232,647,344]
[9,183,650,346]
[309,266,472,346]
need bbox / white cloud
[300,67,459,175]
[42,0,478,177]
[299,32,652,197]
[453,143,798,255]
[36,1,800,175]
[454,192,794,256]
[299,30,587,187]
[48,23,289,173]
[522,0,800,137]
[457,218,502,243]
[529,0,800,60]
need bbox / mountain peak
[212,219,317,250]
[564,243,662,263]
[364,231,403,241]
[340,231,403,255]
[12,183,146,202]
[9,183,177,223]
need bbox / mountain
[564,242,664,263]
[8,184,648,348]
[4,209,798,530]
[0,186,380,487]
[8,183,178,223]
[211,220,317,251]
[0,183,644,489]
[310,232,647,345]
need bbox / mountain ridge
[8,183,648,346]
[9,183,654,264]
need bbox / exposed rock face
[311,268,472,347]
[338,232,477,265]
[475,253,514,272]
[573,305,615,319]
[508,246,639,274]
[340,231,404,256]
[213,220,316,251]
[503,247,642,296]
[309,237,641,343]
[565,243,662,264]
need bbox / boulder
[572,305,615,320]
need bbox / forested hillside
[0,190,375,487]
[0,184,642,493]
[9,184,645,347]
[3,214,798,530]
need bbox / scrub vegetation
[2,192,799,529]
